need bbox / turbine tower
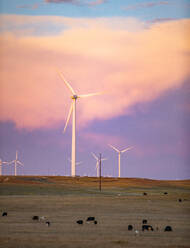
[109,144,133,178]
[0,159,10,176]
[10,151,24,176]
[58,70,101,177]
[91,152,107,177]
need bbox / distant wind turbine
[0,158,11,176]
[109,144,133,178]
[58,70,101,177]
[9,151,24,176]
[91,152,107,177]
[68,158,82,166]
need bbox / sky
[0,0,189,179]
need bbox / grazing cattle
[76,220,83,225]
[164,226,172,232]
[2,212,7,217]
[128,225,133,231]
[46,221,50,227]
[178,199,182,202]
[142,225,154,231]
[94,221,98,225]
[86,217,95,222]
[164,192,168,195]
[143,192,147,196]
[142,219,147,224]
[32,216,39,220]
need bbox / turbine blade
[96,161,99,169]
[17,161,24,166]
[121,146,133,153]
[79,92,102,98]
[63,104,73,133]
[57,70,76,95]
[108,144,120,153]
[101,158,107,161]
[76,161,82,166]
[2,161,9,164]
[91,152,98,161]
[8,160,15,165]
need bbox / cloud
[44,0,79,4]
[17,4,39,10]
[147,18,176,23]
[44,0,107,6]
[123,1,169,11]
[88,0,107,7]
[0,16,189,130]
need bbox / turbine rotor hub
[71,95,78,100]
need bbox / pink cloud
[0,16,189,130]
[88,0,107,6]
[123,1,169,11]
[44,0,106,6]
[45,0,78,4]
[17,4,39,10]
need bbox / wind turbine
[9,151,24,176]
[91,152,107,177]
[58,70,101,177]
[109,144,133,178]
[0,158,11,176]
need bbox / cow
[39,216,46,221]
[2,212,7,217]
[178,199,182,202]
[135,230,139,235]
[128,225,133,231]
[164,192,168,195]
[32,216,39,220]
[143,192,147,196]
[76,220,83,225]
[86,217,95,222]
[94,220,98,225]
[164,226,172,232]
[142,225,154,231]
[142,219,147,224]
[46,221,50,227]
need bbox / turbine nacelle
[71,95,78,100]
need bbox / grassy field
[0,176,190,248]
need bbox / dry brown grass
[0,176,190,248]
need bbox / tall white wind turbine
[9,151,24,176]
[58,70,101,177]
[91,152,107,177]
[109,144,133,178]
[0,159,11,176]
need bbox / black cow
[128,225,133,231]
[2,212,7,217]
[76,220,83,225]
[178,198,182,202]
[164,192,168,195]
[142,219,147,224]
[86,217,95,222]
[143,192,147,196]
[164,226,172,232]
[94,220,98,225]
[142,225,154,231]
[32,216,39,220]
